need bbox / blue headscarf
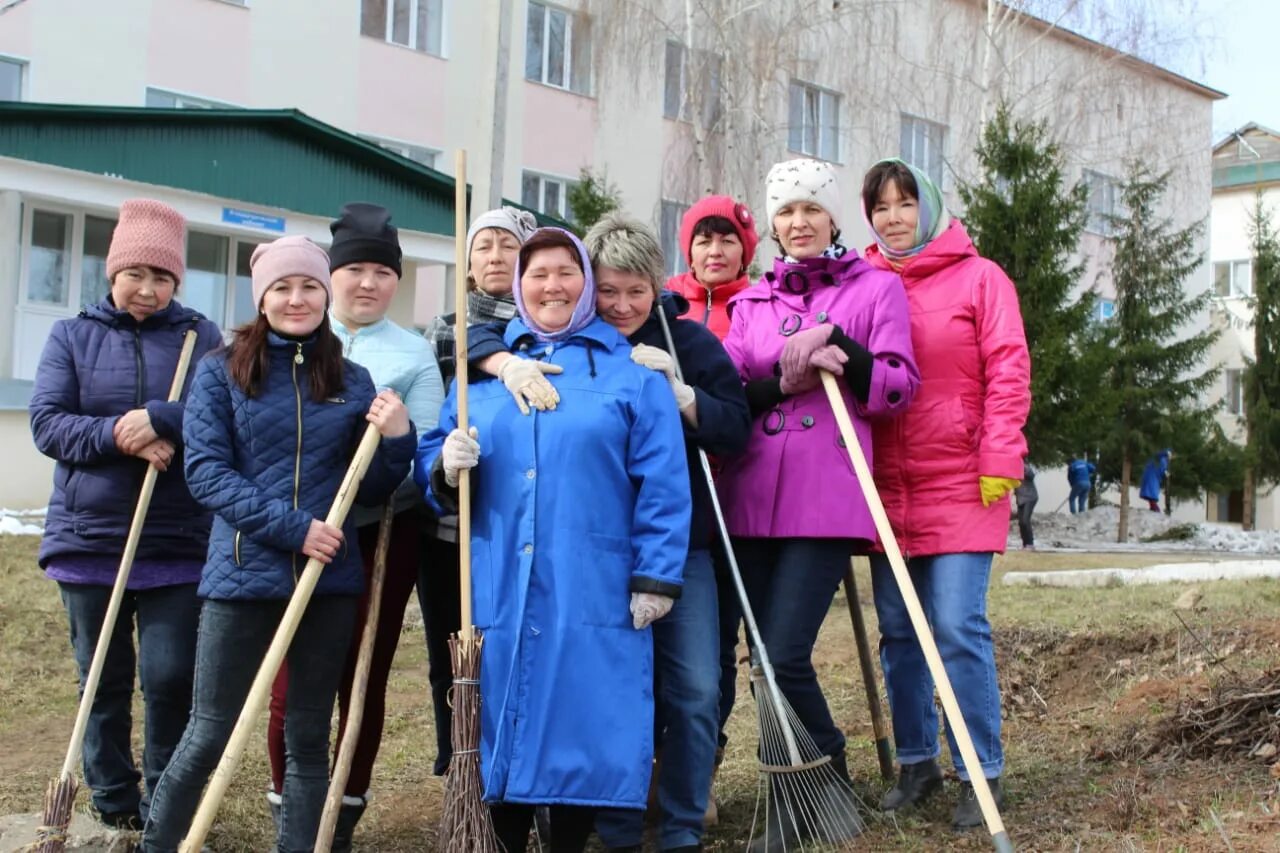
[511,227,598,343]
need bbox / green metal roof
[1213,160,1280,191]
[0,102,564,235]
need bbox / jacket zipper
[704,289,713,326]
[234,530,242,566]
[132,328,146,405]
[292,343,304,582]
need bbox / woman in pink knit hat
[142,236,416,853]
[29,198,224,831]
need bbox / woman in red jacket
[861,158,1030,830]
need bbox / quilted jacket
[182,333,415,600]
[30,297,222,568]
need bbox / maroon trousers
[267,512,421,796]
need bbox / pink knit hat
[678,195,759,271]
[106,199,187,284]
[249,236,332,308]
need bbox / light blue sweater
[331,312,444,526]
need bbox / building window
[1083,169,1120,236]
[660,200,690,278]
[663,41,722,126]
[787,80,839,163]
[145,87,233,109]
[26,210,73,306]
[0,56,25,101]
[80,215,116,308]
[1225,368,1244,416]
[1213,259,1253,298]
[900,114,946,187]
[183,232,231,327]
[521,171,571,218]
[360,0,445,57]
[1092,297,1116,322]
[525,2,591,95]
[361,134,440,169]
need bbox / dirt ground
[2,536,1278,851]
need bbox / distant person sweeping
[1066,456,1095,514]
[1139,449,1172,513]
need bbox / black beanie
[328,202,403,276]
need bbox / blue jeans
[596,549,720,850]
[1069,484,1090,513]
[869,553,1004,781]
[58,582,199,822]
[142,596,357,853]
[734,538,850,761]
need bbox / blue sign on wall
[222,207,286,232]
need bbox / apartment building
[0,0,1224,511]
[1206,123,1280,530]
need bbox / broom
[820,371,1015,853]
[314,499,396,852]
[37,328,199,853]
[842,559,894,781]
[436,149,500,852]
[652,308,865,852]
[179,423,383,852]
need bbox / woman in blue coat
[142,236,415,853]
[416,227,691,853]
[29,199,222,830]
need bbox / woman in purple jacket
[717,159,918,838]
[28,199,223,829]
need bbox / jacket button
[838,436,847,447]
[801,416,815,428]
[816,312,828,322]
[526,468,536,479]
[888,358,901,368]
[523,544,533,555]
[888,391,902,404]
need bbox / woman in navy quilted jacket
[142,236,415,853]
[29,199,223,830]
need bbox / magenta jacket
[865,220,1031,556]
[717,250,918,542]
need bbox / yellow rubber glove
[980,476,1020,507]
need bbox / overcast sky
[1197,0,1277,140]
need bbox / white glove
[441,426,480,488]
[631,344,696,410]
[630,591,675,630]
[498,357,564,415]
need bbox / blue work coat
[416,316,691,808]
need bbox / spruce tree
[1244,192,1280,528]
[566,167,622,235]
[1100,164,1220,542]
[959,104,1099,465]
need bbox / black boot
[745,775,802,853]
[816,751,864,841]
[330,795,367,853]
[880,759,943,811]
[953,778,1003,830]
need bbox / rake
[653,307,865,852]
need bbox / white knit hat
[765,158,843,228]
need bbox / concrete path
[1002,559,1280,588]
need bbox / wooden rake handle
[842,559,894,781]
[57,328,199,781]
[181,424,383,853]
[820,371,1014,853]
[314,499,396,852]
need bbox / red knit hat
[678,195,759,271]
[106,199,187,284]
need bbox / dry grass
[2,537,1278,850]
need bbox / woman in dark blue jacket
[469,216,751,853]
[29,199,222,830]
[142,236,415,853]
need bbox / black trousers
[1016,496,1037,546]
[489,803,595,853]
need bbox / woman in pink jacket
[861,158,1030,829]
[717,158,918,839]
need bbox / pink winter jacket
[864,220,1031,556]
[717,251,919,542]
